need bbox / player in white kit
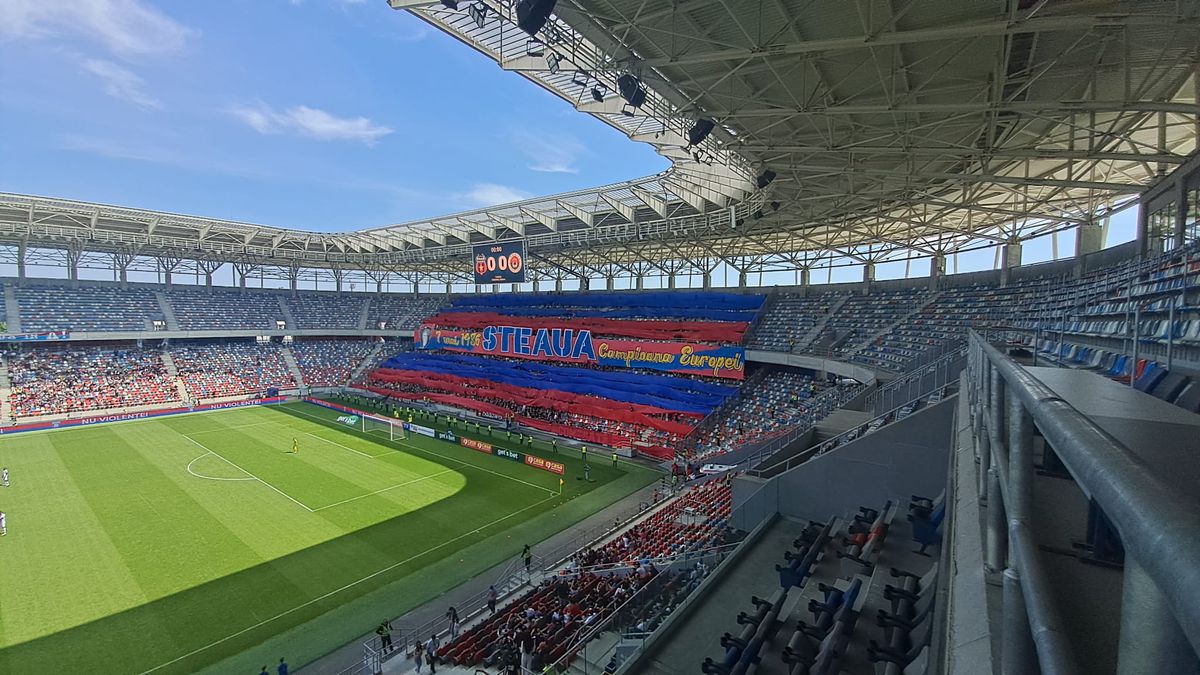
[1,510,6,536]
[2,467,8,487]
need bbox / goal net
[362,413,406,442]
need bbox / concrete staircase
[0,355,12,422]
[161,351,190,402]
[840,290,942,357]
[358,298,372,330]
[154,291,180,330]
[277,297,297,331]
[281,347,305,387]
[4,285,21,333]
[349,341,386,384]
[798,294,849,349]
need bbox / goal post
[362,413,406,441]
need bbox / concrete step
[155,291,180,331]
[4,285,21,334]
[278,296,297,331]
[359,297,372,330]
[281,347,305,387]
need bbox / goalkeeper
[292,437,299,454]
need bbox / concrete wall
[731,396,955,526]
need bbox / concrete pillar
[635,275,644,290]
[606,276,615,291]
[579,276,590,291]
[702,271,712,289]
[667,274,676,289]
[1002,242,1023,269]
[444,282,452,295]
[289,275,298,292]
[738,269,747,288]
[799,267,810,288]
[554,278,563,292]
[1077,219,1104,258]
[16,242,26,281]
[475,283,483,294]
[120,267,128,284]
[862,262,875,283]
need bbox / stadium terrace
[1,1,1199,675]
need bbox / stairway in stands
[0,354,12,422]
[281,347,305,388]
[348,341,385,385]
[841,290,942,357]
[358,298,372,330]
[4,285,21,333]
[798,294,849,350]
[160,350,190,402]
[154,291,180,330]
[277,297,297,330]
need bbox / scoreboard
[472,240,527,284]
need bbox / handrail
[968,330,1200,673]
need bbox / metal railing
[966,330,1200,675]
[867,344,966,414]
[347,486,668,674]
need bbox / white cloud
[510,129,587,174]
[459,183,531,207]
[0,0,193,58]
[81,59,160,110]
[227,101,394,146]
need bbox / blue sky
[0,0,668,231]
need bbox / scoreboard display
[472,240,527,284]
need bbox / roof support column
[111,251,137,287]
[16,240,26,283]
[930,253,946,290]
[232,263,259,291]
[197,259,223,289]
[1000,240,1022,286]
[331,265,345,295]
[287,263,301,294]
[156,255,182,289]
[66,244,83,284]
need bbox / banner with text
[415,323,745,380]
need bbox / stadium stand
[14,284,161,332]
[746,292,840,352]
[5,345,179,418]
[367,295,445,330]
[290,338,378,387]
[172,342,296,399]
[168,288,285,331]
[433,479,733,669]
[690,370,864,462]
[286,294,365,329]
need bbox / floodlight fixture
[526,39,544,57]
[546,52,561,74]
[590,85,607,102]
[617,74,647,108]
[468,3,488,28]
[686,119,714,147]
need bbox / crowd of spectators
[172,343,295,399]
[688,370,864,461]
[291,339,377,387]
[6,346,179,418]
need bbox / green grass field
[0,400,658,674]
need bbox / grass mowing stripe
[138,492,558,675]
[180,434,315,512]
[301,430,382,459]
[311,469,457,511]
[289,403,557,495]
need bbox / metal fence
[966,330,1200,675]
[867,345,966,414]
[346,486,667,674]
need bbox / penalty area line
[185,452,256,482]
[138,492,559,674]
[180,435,314,513]
[288,404,557,497]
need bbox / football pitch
[0,400,659,674]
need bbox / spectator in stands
[276,657,288,675]
[446,605,459,638]
[424,634,440,672]
[487,585,497,613]
[376,619,393,653]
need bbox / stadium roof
[1,0,1198,282]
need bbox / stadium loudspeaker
[617,74,647,108]
[756,169,777,189]
[687,119,715,146]
[516,0,557,36]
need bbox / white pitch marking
[138,492,558,674]
[310,469,456,511]
[180,435,314,512]
[301,431,380,459]
[185,452,256,482]
[287,405,556,495]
